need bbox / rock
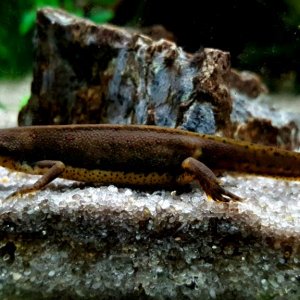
[18,8,299,148]
[19,6,232,131]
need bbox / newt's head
[0,127,34,158]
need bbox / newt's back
[0,125,202,174]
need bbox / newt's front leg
[5,160,65,200]
[177,157,242,202]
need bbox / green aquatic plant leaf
[90,8,114,24]
[19,10,36,35]
[19,95,30,110]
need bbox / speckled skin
[0,124,300,200]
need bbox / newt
[0,124,300,202]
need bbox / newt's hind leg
[5,160,65,200]
[177,157,242,202]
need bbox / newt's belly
[0,154,199,189]
[0,156,182,187]
[61,165,176,186]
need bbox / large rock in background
[19,7,299,148]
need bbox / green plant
[20,0,118,35]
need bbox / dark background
[113,0,300,92]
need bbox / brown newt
[0,124,300,202]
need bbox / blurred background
[0,0,300,112]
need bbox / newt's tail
[202,138,300,180]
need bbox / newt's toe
[208,185,243,202]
